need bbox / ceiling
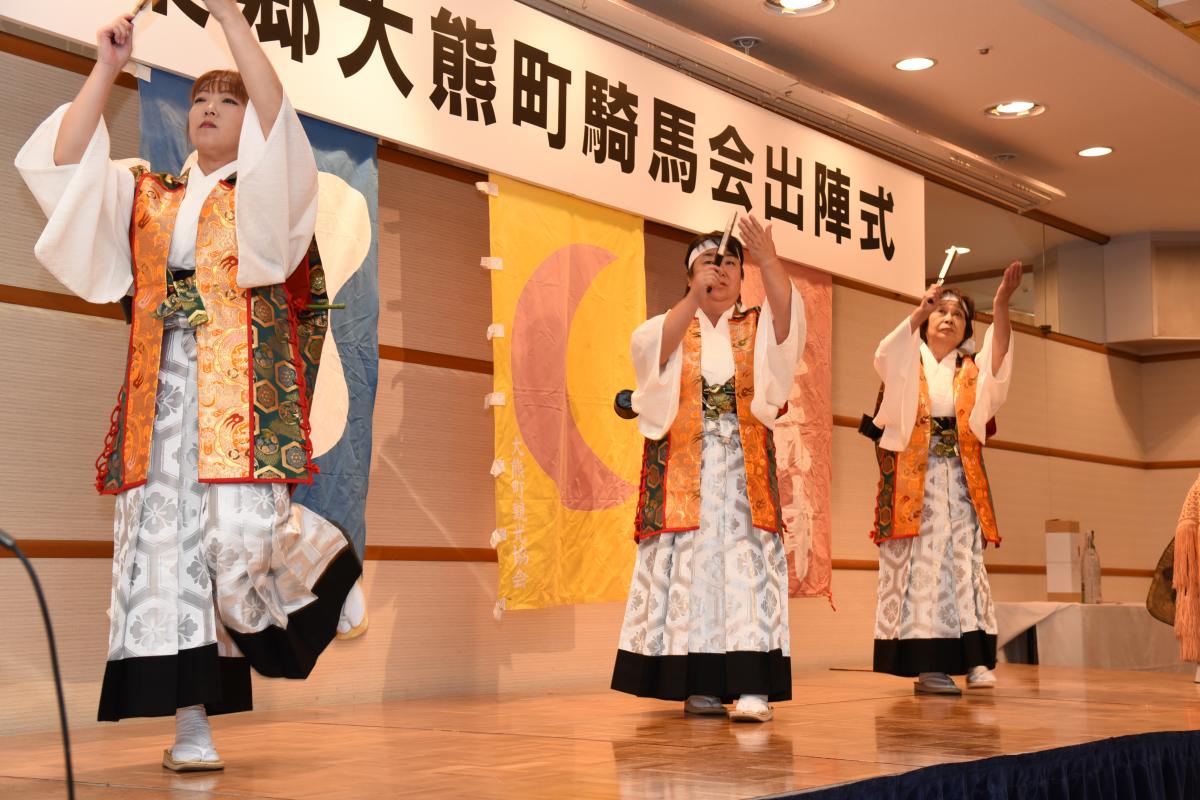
[620,0,1200,240]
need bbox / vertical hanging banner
[741,266,834,599]
[138,69,379,557]
[289,117,380,559]
[489,175,645,610]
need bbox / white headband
[686,237,724,269]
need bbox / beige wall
[0,50,1194,735]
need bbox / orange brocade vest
[95,167,325,495]
[633,309,783,542]
[870,356,1000,546]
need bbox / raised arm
[909,282,944,334]
[989,261,1023,375]
[53,15,134,166]
[205,0,283,134]
[658,265,717,367]
[738,216,792,343]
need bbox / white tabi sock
[172,705,220,763]
[337,580,366,635]
[734,694,769,713]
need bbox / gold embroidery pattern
[661,320,704,531]
[194,182,252,480]
[889,371,932,541]
[120,173,179,487]
[731,311,783,533]
[954,360,1000,544]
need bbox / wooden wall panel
[1141,359,1200,463]
[1041,333,1144,460]
[365,361,494,548]
[0,305,125,540]
[376,157,493,363]
[643,225,688,319]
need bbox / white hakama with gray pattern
[873,448,998,677]
[612,413,791,702]
[99,315,357,721]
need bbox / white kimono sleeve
[233,95,318,288]
[630,313,682,441]
[872,317,924,452]
[968,325,1014,443]
[750,284,806,429]
[14,104,145,304]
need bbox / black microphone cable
[0,529,75,799]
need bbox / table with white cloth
[996,601,1187,672]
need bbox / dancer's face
[188,89,246,166]
[691,248,743,310]
[926,296,968,350]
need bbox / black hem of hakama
[611,649,792,703]
[872,630,997,677]
[98,644,252,722]
[227,544,362,679]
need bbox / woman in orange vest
[611,216,806,722]
[16,4,363,770]
[867,262,1022,695]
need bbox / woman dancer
[868,263,1021,694]
[611,216,806,722]
[16,1,363,770]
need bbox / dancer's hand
[737,215,779,270]
[689,263,721,296]
[96,14,135,71]
[994,261,1023,307]
[916,283,944,320]
[908,283,945,333]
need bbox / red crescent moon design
[511,243,635,511]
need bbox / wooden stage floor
[2,664,1199,799]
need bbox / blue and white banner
[138,68,379,557]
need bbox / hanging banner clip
[490,458,505,478]
[484,392,507,409]
[486,323,505,340]
[489,528,507,548]
[475,181,499,197]
[480,257,504,271]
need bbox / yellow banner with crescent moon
[488,175,645,610]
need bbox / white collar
[181,151,238,182]
[695,305,735,329]
[920,342,959,368]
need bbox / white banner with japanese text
[1,0,925,293]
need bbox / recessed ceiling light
[984,100,1045,119]
[894,57,936,71]
[1077,146,1113,158]
[763,0,837,17]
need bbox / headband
[686,237,744,270]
